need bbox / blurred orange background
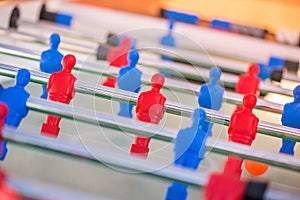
[78,0,300,32]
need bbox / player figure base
[102,77,116,88]
[40,123,60,138]
[130,144,149,158]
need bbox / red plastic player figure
[228,93,259,146]
[0,103,8,140]
[0,103,8,160]
[235,64,260,112]
[102,37,132,88]
[40,54,77,137]
[0,168,20,200]
[205,157,246,200]
[236,64,260,96]
[130,73,166,157]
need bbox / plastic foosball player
[102,37,132,88]
[40,33,63,99]
[117,50,142,118]
[205,157,268,200]
[130,73,166,157]
[198,67,224,136]
[41,54,77,138]
[165,108,208,200]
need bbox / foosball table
[0,1,299,200]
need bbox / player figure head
[120,37,132,49]
[192,108,206,127]
[50,33,60,50]
[248,64,259,76]
[209,67,222,85]
[0,103,8,120]
[242,93,257,110]
[151,73,165,91]
[128,50,139,67]
[62,54,76,72]
[16,69,30,87]
[293,85,300,103]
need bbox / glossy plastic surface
[280,85,300,155]
[41,54,77,137]
[159,19,176,77]
[130,73,166,157]
[0,69,30,128]
[163,10,199,24]
[40,33,63,99]
[165,109,208,200]
[210,19,232,31]
[235,64,260,95]
[198,67,224,136]
[117,50,142,118]
[228,94,259,146]
[103,37,132,88]
[0,103,8,161]
[205,157,245,200]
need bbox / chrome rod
[3,127,207,187]
[0,63,298,142]
[8,177,102,200]
[17,19,300,84]
[2,127,300,199]
[0,43,286,114]
[25,97,300,171]
[1,27,299,93]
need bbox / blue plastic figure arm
[117,68,127,83]
[198,85,211,108]
[281,104,290,126]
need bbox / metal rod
[1,27,299,91]
[24,97,300,171]
[3,126,208,187]
[2,127,300,200]
[139,57,293,97]
[0,63,298,142]
[57,3,300,65]
[8,177,102,200]
[15,18,300,84]
[0,43,286,114]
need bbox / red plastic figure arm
[228,113,235,135]
[157,96,166,120]
[47,74,55,92]
[250,116,259,141]
[65,76,76,100]
[135,94,143,114]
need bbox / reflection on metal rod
[0,63,298,141]
[3,127,207,187]
[4,23,300,85]
[3,127,300,200]
[8,177,101,200]
[26,97,300,171]
[0,28,296,97]
[0,43,286,114]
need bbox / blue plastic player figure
[40,33,63,99]
[117,50,142,118]
[165,108,208,200]
[0,69,30,128]
[258,57,284,81]
[0,103,8,161]
[198,67,224,136]
[0,85,3,94]
[279,85,300,155]
[160,18,176,55]
[159,18,176,77]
